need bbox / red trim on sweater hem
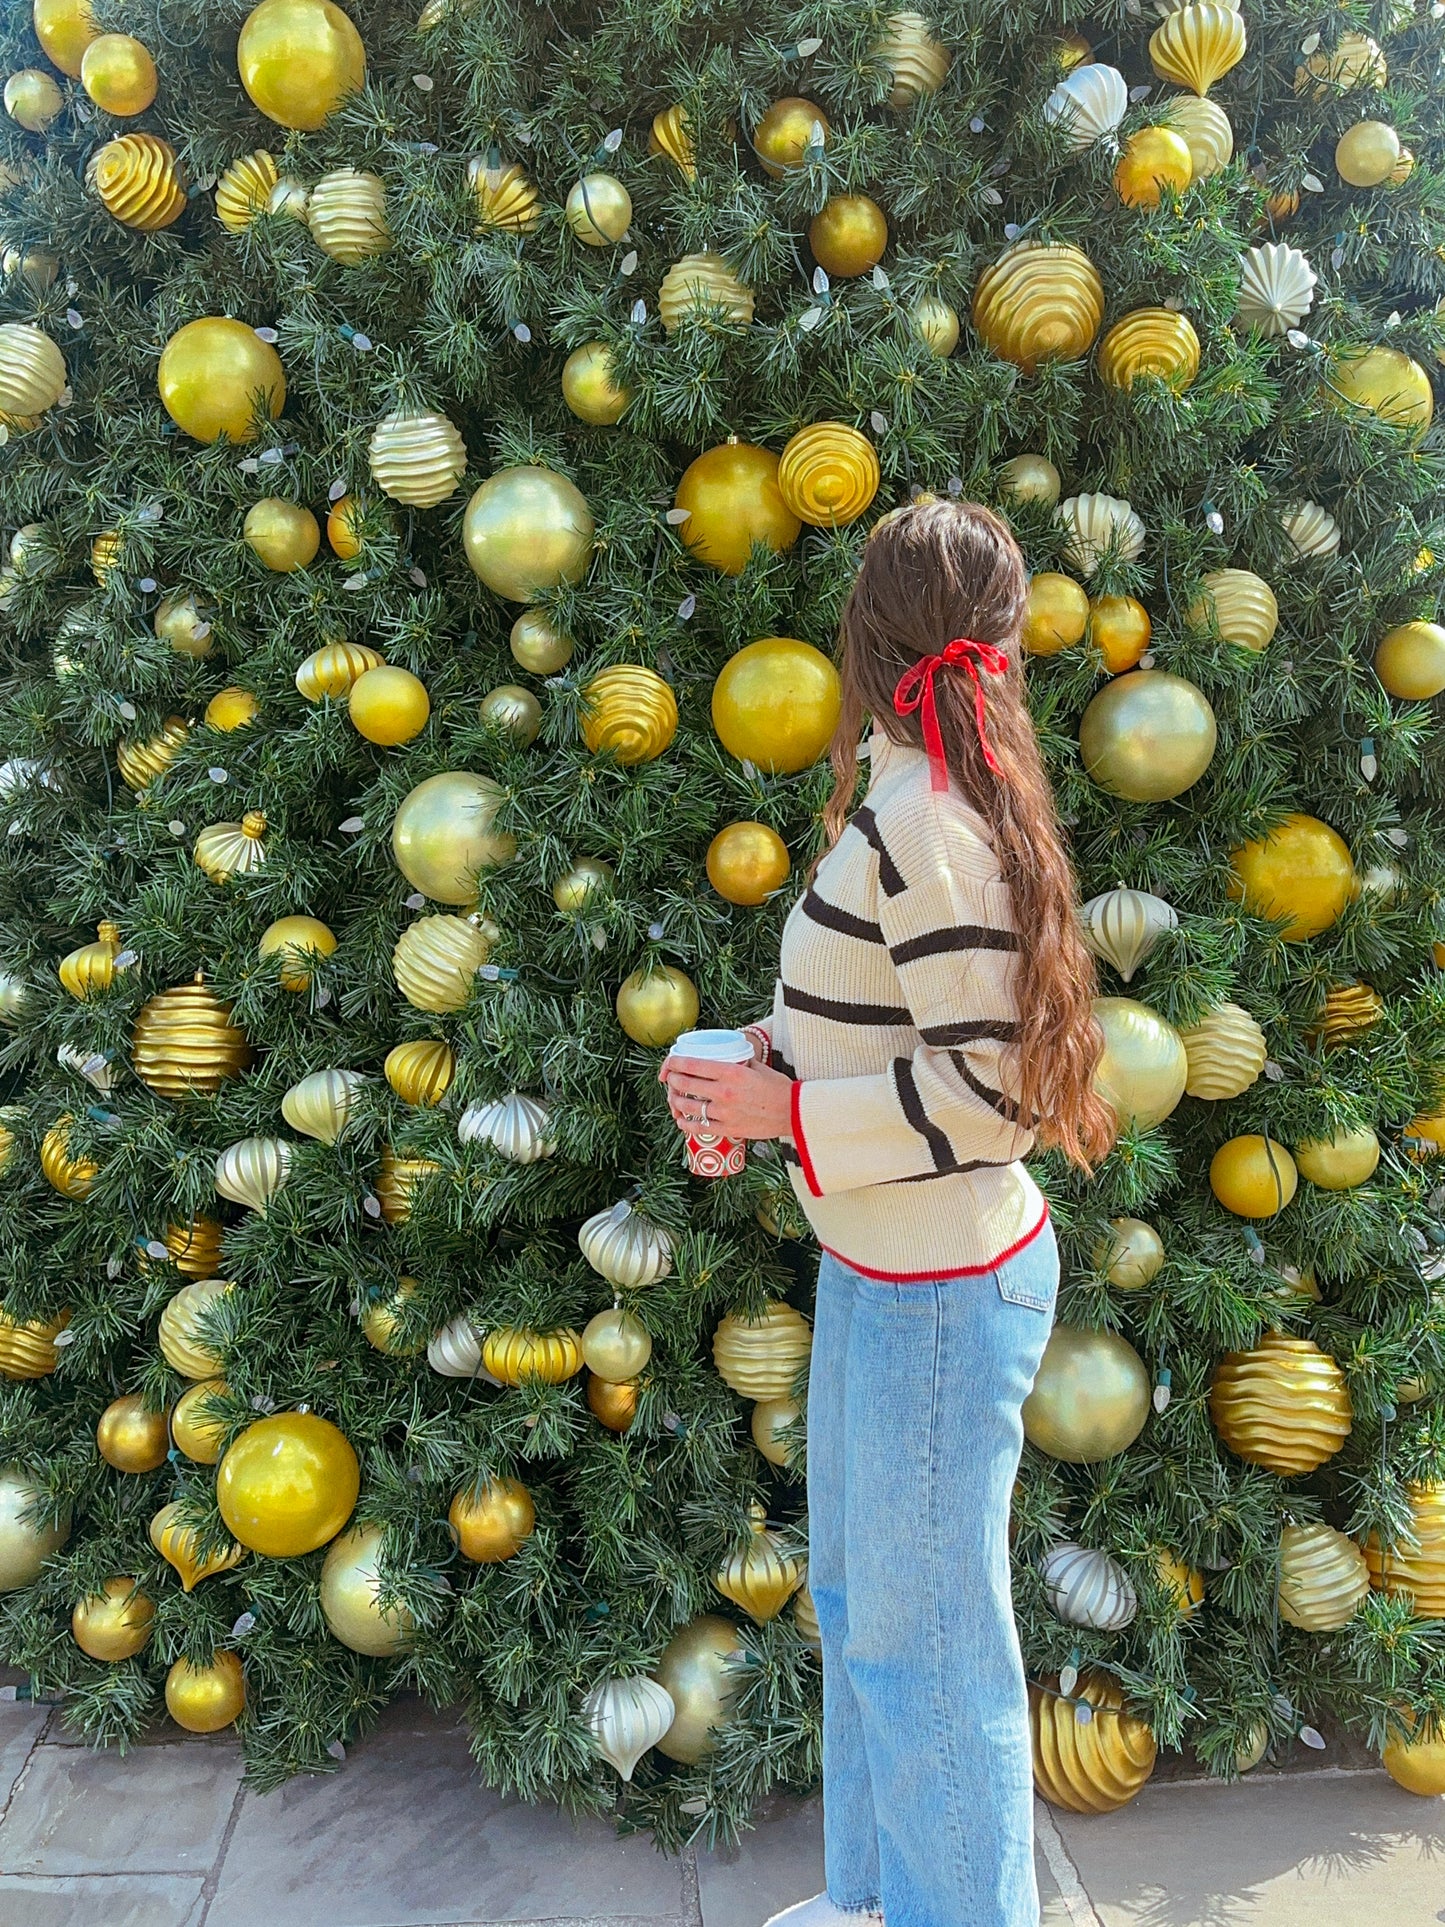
[791,1082,824,1197]
[819,1204,1050,1282]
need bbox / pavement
[0,1694,1442,1927]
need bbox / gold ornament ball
[751,1396,802,1467]
[1384,1721,1445,1798]
[674,441,801,575]
[753,97,828,176]
[1228,813,1354,941]
[361,1279,423,1356]
[206,687,258,731]
[0,1466,68,1591]
[471,159,539,234]
[1376,620,1445,700]
[41,1121,97,1200]
[565,173,632,246]
[777,422,880,528]
[1092,996,1188,1131]
[349,665,430,746]
[715,1509,803,1624]
[1327,346,1434,433]
[1180,1001,1268,1101]
[1115,126,1193,207]
[1294,1125,1380,1190]
[1097,308,1201,392]
[171,1379,229,1464]
[1209,1333,1352,1476]
[875,10,952,108]
[393,914,494,1014]
[1277,1522,1370,1631]
[562,341,630,426]
[237,0,366,131]
[449,1476,535,1563]
[166,1652,245,1733]
[58,919,121,1000]
[308,167,390,264]
[479,683,542,746]
[296,640,382,701]
[155,590,212,657]
[368,409,467,509]
[217,1411,359,1559]
[553,857,614,913]
[34,0,99,77]
[706,821,791,906]
[658,251,756,333]
[244,498,319,572]
[1022,1324,1152,1463]
[1336,120,1401,188]
[712,637,841,774]
[159,1279,232,1378]
[616,965,699,1047]
[999,453,1060,506]
[510,608,573,675]
[132,978,251,1100]
[1153,1548,1205,1616]
[650,102,695,176]
[1209,1134,1297,1217]
[1089,595,1152,675]
[971,241,1104,371]
[580,1307,652,1383]
[809,194,888,279]
[159,318,285,446]
[653,1615,745,1762]
[1022,573,1089,656]
[80,34,157,116]
[96,1393,169,1474]
[4,70,63,133]
[72,1578,155,1662]
[910,295,960,357]
[326,493,365,558]
[0,1304,69,1378]
[259,914,336,992]
[1078,670,1217,803]
[580,665,678,765]
[1030,1673,1157,1814]
[214,149,281,232]
[587,1373,637,1432]
[321,1523,415,1655]
[1093,1218,1165,1291]
[463,466,594,602]
[391,771,514,905]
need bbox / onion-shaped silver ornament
[1040,1541,1138,1632]
[1079,887,1177,983]
[581,1673,676,1780]
[457,1092,555,1164]
[578,1200,674,1289]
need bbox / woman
[662,498,1113,1927]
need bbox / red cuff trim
[790,1082,824,1197]
[819,1203,1050,1283]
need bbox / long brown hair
[821,496,1112,1170]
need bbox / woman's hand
[659,1055,794,1141]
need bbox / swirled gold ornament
[376,1147,442,1224]
[463,466,594,600]
[449,1476,535,1562]
[715,1506,803,1623]
[321,1523,415,1654]
[1228,814,1355,941]
[1169,95,1233,178]
[164,1217,223,1279]
[0,1306,68,1379]
[1365,1481,1445,1615]
[1023,1325,1152,1462]
[149,1502,245,1591]
[580,665,678,765]
[392,914,493,1014]
[1149,3,1246,95]
[166,1651,246,1732]
[296,639,384,700]
[482,1326,583,1386]
[385,1039,454,1106]
[1180,1002,1267,1100]
[650,104,695,177]
[308,167,390,263]
[237,0,366,131]
[615,965,698,1046]
[158,317,285,446]
[159,1279,232,1378]
[1277,1522,1369,1631]
[132,977,251,1100]
[194,810,267,885]
[713,1302,812,1399]
[1097,309,1200,391]
[874,11,951,108]
[777,423,880,527]
[215,1136,292,1213]
[1092,996,1188,1129]
[215,151,279,232]
[117,717,188,791]
[59,921,122,1000]
[659,252,755,333]
[470,158,540,233]
[281,1069,366,1145]
[1188,568,1279,654]
[41,1119,97,1199]
[1209,1333,1352,1475]
[34,0,99,78]
[72,1578,155,1661]
[971,242,1103,371]
[91,134,187,232]
[368,409,468,509]
[1030,1673,1157,1813]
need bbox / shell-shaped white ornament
[1040,1541,1138,1632]
[215,1136,293,1213]
[578,1200,674,1290]
[1080,887,1178,983]
[427,1315,499,1380]
[1236,243,1317,337]
[57,1042,116,1092]
[1057,493,1145,577]
[457,1093,556,1164]
[1280,502,1341,560]
[281,1069,369,1145]
[1042,64,1128,153]
[582,1674,677,1781]
[1168,96,1234,178]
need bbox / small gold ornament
[281,1068,366,1145]
[0,1466,69,1591]
[1336,120,1402,188]
[296,639,384,700]
[376,1147,442,1224]
[159,1279,231,1379]
[194,809,268,885]
[40,1119,97,1199]
[1097,309,1200,391]
[321,1523,415,1654]
[1365,1481,1445,1615]
[4,70,63,134]
[308,167,390,263]
[360,1278,423,1355]
[653,1615,744,1762]
[1390,146,1415,187]
[753,96,828,175]
[1149,2,1246,95]
[393,914,493,1013]
[154,591,211,657]
[391,770,514,904]
[1312,982,1383,1050]
[171,1379,228,1463]
[215,150,279,232]
[999,453,1061,506]
[1210,1333,1352,1475]
[90,531,122,587]
[510,608,573,674]
[706,821,790,905]
[449,1476,535,1562]
[349,665,430,746]
[1092,996,1187,1130]
[385,1040,454,1106]
[91,133,187,231]
[457,1092,555,1163]
[713,1301,812,1399]
[96,1394,169,1474]
[1023,1325,1152,1462]
[218,1411,360,1558]
[1376,620,1445,700]
[470,158,539,233]
[1277,1522,1369,1631]
[972,242,1104,371]
[579,1200,674,1289]
[59,921,122,1000]
[1281,501,1340,559]
[33,0,99,78]
[1179,1002,1267,1100]
[1188,568,1279,654]
[808,195,888,279]
[1383,1717,1445,1797]
[1296,30,1387,98]
[874,11,951,107]
[715,1505,803,1623]
[1079,671,1217,803]
[158,318,285,445]
[205,688,257,731]
[1093,1218,1165,1290]
[482,1327,583,1386]
[1152,1548,1204,1616]
[0,1306,68,1378]
[72,1578,155,1661]
[712,636,840,774]
[562,341,630,426]
[674,442,800,573]
[580,1308,652,1383]
[565,172,631,246]
[1088,595,1152,675]
[0,323,66,423]
[166,1652,245,1732]
[658,252,755,333]
[117,717,188,790]
[327,493,367,557]
[1228,814,1354,941]
[132,977,251,1101]
[237,0,366,131]
[1210,1135,1296,1217]
[751,1396,803,1466]
[587,1373,638,1431]
[650,103,695,176]
[478,683,542,746]
[1168,95,1233,177]
[463,466,594,601]
[910,295,960,356]
[80,33,157,115]
[259,914,336,992]
[777,422,880,527]
[552,856,613,912]
[368,409,468,508]
[1294,1126,1380,1190]
[615,965,699,1046]
[214,1136,292,1213]
[1325,346,1434,433]
[581,665,678,765]
[149,1501,245,1591]
[1114,126,1193,207]
[244,497,320,572]
[1031,1673,1156,1813]
[1022,573,1089,656]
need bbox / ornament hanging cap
[893,637,1009,790]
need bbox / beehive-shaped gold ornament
[132,975,251,1100]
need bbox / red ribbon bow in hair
[893,637,1009,791]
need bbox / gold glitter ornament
[658,252,755,333]
[215,150,279,232]
[1179,1002,1267,1100]
[653,1616,744,1762]
[1093,1218,1165,1290]
[1030,1673,1156,1813]
[1365,1480,1445,1615]
[391,770,514,904]
[368,409,468,509]
[972,242,1104,371]
[463,466,594,600]
[615,965,698,1046]
[205,689,257,731]
[449,1476,535,1563]
[777,423,880,527]
[281,1068,366,1145]
[214,1136,292,1213]
[470,157,539,233]
[149,1502,245,1591]
[1294,1126,1380,1190]
[376,1148,442,1224]
[1149,2,1246,95]
[1210,1333,1352,1475]
[321,1523,415,1654]
[72,1578,155,1661]
[0,323,66,422]
[159,1279,232,1379]
[1277,1522,1369,1630]
[649,104,695,177]
[385,1040,454,1106]
[561,341,630,426]
[392,914,493,1013]
[237,0,366,131]
[581,665,678,766]
[1188,568,1279,654]
[0,1306,69,1378]
[0,1465,69,1591]
[165,1218,223,1279]
[41,1119,97,1199]
[874,11,951,108]
[753,96,829,176]
[33,0,99,78]
[809,195,888,279]
[1312,982,1384,1049]
[244,498,320,572]
[91,133,187,231]
[80,33,157,116]
[715,1505,803,1622]
[296,640,384,700]
[194,810,268,885]
[131,979,251,1101]
[165,1651,245,1732]
[713,1301,812,1399]
[1023,1325,1152,1462]
[910,295,960,356]
[171,1378,228,1463]
[158,318,285,445]
[482,1326,583,1386]
[1210,1135,1297,1217]
[117,717,188,790]
[4,71,63,134]
[308,167,390,263]
[578,1200,674,1289]
[565,172,631,246]
[1097,309,1200,392]
[59,921,122,1000]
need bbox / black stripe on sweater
[783,984,912,1027]
[948,1051,1022,1123]
[892,1057,958,1172]
[880,1159,1011,1185]
[800,888,885,944]
[850,807,906,897]
[891,925,1019,966]
[921,1019,1019,1046]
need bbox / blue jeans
[808,1225,1059,1927]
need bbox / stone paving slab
[0,1702,48,1809]
[0,1735,241,1877]
[0,1871,207,1926]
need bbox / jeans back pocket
[994,1239,1058,1312]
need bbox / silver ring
[699,1099,710,1129]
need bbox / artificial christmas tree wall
[1,0,1445,1839]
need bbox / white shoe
[763,1895,882,1927]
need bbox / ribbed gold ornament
[90,134,187,232]
[376,1147,442,1224]
[580,665,678,765]
[471,159,540,233]
[215,150,278,232]
[1188,568,1279,654]
[1180,1002,1267,1100]
[1097,308,1201,391]
[1365,1481,1445,1616]
[777,423,880,528]
[1277,1522,1370,1631]
[158,1278,232,1378]
[658,252,756,333]
[215,1136,291,1213]
[392,914,493,1014]
[874,11,951,108]
[971,241,1104,371]
[1168,95,1233,178]
[1149,3,1246,95]
[713,1302,812,1399]
[1209,1332,1352,1476]
[0,1306,68,1379]
[649,104,695,177]
[59,921,122,1000]
[41,1118,98,1199]
[165,1217,223,1278]
[149,1502,245,1591]
[132,976,251,1100]
[1030,1673,1157,1813]
[295,640,385,700]
[117,717,188,790]
[482,1326,584,1386]
[715,1506,804,1622]
[308,167,391,263]
[194,810,267,884]
[1311,982,1384,1050]
[368,410,468,508]
[281,1069,366,1144]
[384,1039,454,1105]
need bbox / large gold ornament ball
[1228,813,1355,941]
[166,1651,246,1733]
[80,33,157,116]
[1078,671,1217,802]
[712,637,841,774]
[1022,573,1089,656]
[449,1476,535,1563]
[565,172,632,246]
[1209,1134,1296,1217]
[1336,119,1402,188]
[391,771,514,905]
[243,497,320,572]
[1365,1480,1445,1615]
[72,1577,155,1661]
[706,821,791,905]
[777,422,880,528]
[217,1411,359,1559]
[580,665,678,765]
[132,978,251,1100]
[1383,1720,1445,1798]
[580,1307,652,1383]
[1023,1325,1151,1463]
[674,442,801,574]
[1327,345,1434,432]
[653,1615,745,1762]
[259,914,336,991]
[350,665,430,746]
[1277,1522,1370,1631]
[4,70,63,133]
[510,608,573,674]
[0,1304,69,1378]
[753,97,829,176]
[171,1379,229,1464]
[1376,620,1445,699]
[0,1466,68,1591]
[1294,1125,1380,1191]
[1092,996,1188,1131]
[0,322,66,421]
[1030,1673,1157,1814]
[158,318,285,446]
[615,965,699,1046]
[321,1523,416,1655]
[237,0,366,131]
[463,466,594,601]
[971,241,1104,371]
[713,1301,813,1398]
[34,0,99,77]
[809,194,888,279]
[1114,126,1193,207]
[96,1393,169,1474]
[1210,1332,1352,1476]
[562,342,630,426]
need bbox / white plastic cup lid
[670,1027,753,1062]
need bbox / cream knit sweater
[756,730,1046,1281]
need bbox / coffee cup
[669,1028,753,1179]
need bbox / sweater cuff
[790,1082,823,1197]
